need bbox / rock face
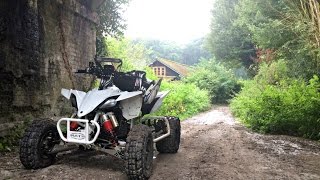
[0,0,98,135]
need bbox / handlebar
[95,57,122,64]
[75,57,149,90]
[76,57,123,77]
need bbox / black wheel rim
[39,130,56,158]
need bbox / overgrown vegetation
[154,81,211,120]
[230,61,320,139]
[185,59,240,103]
[208,0,320,140]
[0,119,31,152]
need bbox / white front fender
[61,88,87,110]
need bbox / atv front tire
[125,125,154,179]
[20,119,60,169]
[156,116,181,153]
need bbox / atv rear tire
[20,119,60,169]
[125,125,154,179]
[156,116,181,153]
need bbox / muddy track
[1,106,320,179]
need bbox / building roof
[156,58,190,77]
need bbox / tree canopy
[207,0,256,69]
[133,38,211,65]
[181,38,211,65]
[208,0,320,78]
[97,0,130,37]
[96,0,130,56]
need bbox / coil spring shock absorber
[101,113,119,134]
[70,121,78,130]
[101,113,119,146]
[102,115,113,133]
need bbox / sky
[124,0,213,45]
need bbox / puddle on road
[246,132,320,156]
[185,106,235,125]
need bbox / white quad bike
[19,57,181,179]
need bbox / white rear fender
[150,91,170,113]
[116,91,143,120]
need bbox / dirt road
[1,106,320,179]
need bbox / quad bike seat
[113,70,147,92]
[113,70,160,104]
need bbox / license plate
[68,131,87,142]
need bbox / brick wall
[0,0,98,136]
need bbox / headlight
[70,95,77,108]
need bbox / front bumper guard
[57,118,100,145]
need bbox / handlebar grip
[76,69,88,73]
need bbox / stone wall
[0,0,98,136]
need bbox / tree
[97,0,130,37]
[227,0,320,141]
[133,39,183,62]
[132,38,212,65]
[185,58,240,103]
[105,37,152,71]
[236,0,320,79]
[96,0,130,56]
[207,0,256,69]
[181,38,212,65]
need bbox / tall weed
[231,61,320,140]
[154,81,211,120]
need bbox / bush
[185,59,240,103]
[154,81,211,120]
[231,61,320,140]
[0,119,32,152]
